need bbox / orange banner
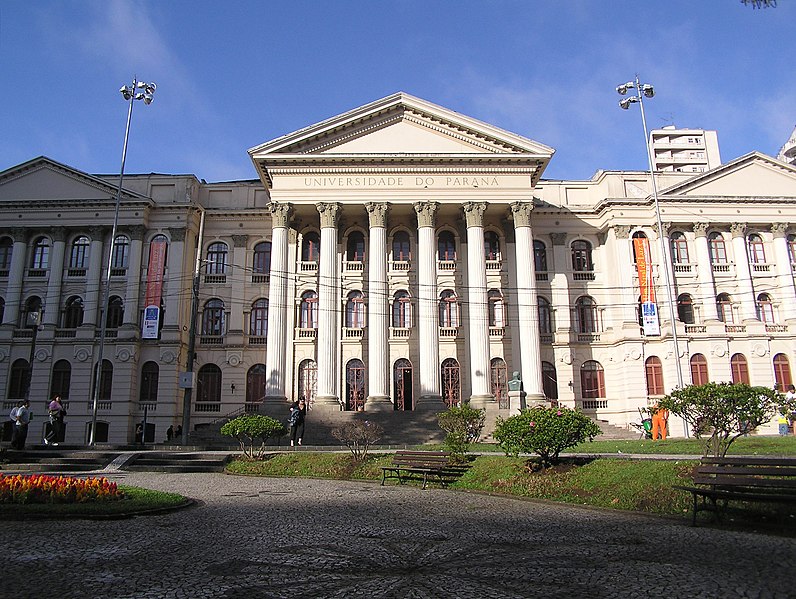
[633,237,656,303]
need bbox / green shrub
[221,414,287,459]
[493,406,601,467]
[437,404,486,459]
[331,420,384,461]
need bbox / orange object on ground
[651,404,669,440]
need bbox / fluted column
[511,202,544,402]
[771,223,796,322]
[265,202,292,402]
[82,226,105,328]
[3,229,28,326]
[123,226,146,330]
[164,228,186,329]
[611,225,638,327]
[731,223,758,322]
[414,201,441,407]
[315,202,341,406]
[365,202,392,410]
[463,202,493,407]
[693,223,719,321]
[43,227,67,327]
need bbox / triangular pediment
[0,156,145,203]
[660,152,796,198]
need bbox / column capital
[232,234,249,248]
[613,225,632,239]
[462,202,488,228]
[509,201,534,228]
[651,221,672,238]
[771,222,789,239]
[89,226,105,241]
[267,201,293,228]
[365,202,390,228]
[414,201,439,228]
[168,227,187,242]
[50,226,67,243]
[10,228,29,243]
[121,225,147,241]
[731,222,747,238]
[549,232,567,246]
[693,222,709,237]
[316,202,341,228]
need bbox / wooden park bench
[381,450,467,490]
[673,456,796,526]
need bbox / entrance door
[394,358,413,410]
[441,358,460,407]
[491,358,508,409]
[346,359,365,411]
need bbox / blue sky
[1,1,793,183]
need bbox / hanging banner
[633,237,660,336]
[142,237,167,339]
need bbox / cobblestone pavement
[2,472,793,599]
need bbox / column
[414,201,441,407]
[164,228,186,329]
[549,233,572,334]
[365,202,392,410]
[43,227,67,327]
[693,223,719,322]
[511,202,545,403]
[653,221,679,333]
[730,223,758,322]
[463,202,493,407]
[315,202,341,406]
[265,202,292,402]
[3,229,28,327]
[228,234,248,340]
[82,226,105,328]
[122,225,146,330]
[611,226,638,328]
[771,223,796,322]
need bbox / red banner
[142,238,167,339]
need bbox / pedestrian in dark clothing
[174,425,183,441]
[11,400,31,450]
[289,399,307,446]
[166,425,174,442]
[44,394,65,446]
[135,423,144,444]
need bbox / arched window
[62,296,84,329]
[439,290,459,327]
[31,236,50,270]
[571,240,593,271]
[346,231,365,261]
[92,359,113,402]
[488,289,504,327]
[438,231,456,261]
[201,298,225,336]
[253,242,271,274]
[0,236,12,271]
[773,353,792,390]
[111,235,130,270]
[302,232,320,262]
[197,364,222,404]
[484,231,500,260]
[538,296,552,335]
[345,291,365,328]
[575,296,599,333]
[299,291,318,328]
[345,358,365,411]
[148,235,169,273]
[106,296,124,329]
[533,240,547,272]
[392,231,411,262]
[670,232,689,264]
[22,296,42,329]
[690,354,709,386]
[645,356,664,396]
[730,353,750,385]
[756,293,774,323]
[708,232,727,264]
[631,231,648,264]
[393,358,413,411]
[542,361,558,400]
[50,359,71,400]
[490,357,508,409]
[69,236,90,269]
[298,359,317,405]
[747,233,766,264]
[392,290,411,328]
[139,361,159,404]
[717,293,733,323]
[581,360,605,399]
[206,242,228,274]
[8,358,29,400]
[441,358,461,407]
[677,294,695,324]
[246,364,266,406]
[788,234,796,264]
[250,298,268,337]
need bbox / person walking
[289,398,307,447]
[166,425,174,442]
[44,394,65,446]
[10,399,31,450]
[651,401,669,440]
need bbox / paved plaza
[1,471,793,599]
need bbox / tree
[331,419,383,462]
[660,382,795,458]
[437,404,486,459]
[493,406,601,467]
[220,414,286,459]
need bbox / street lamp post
[88,78,156,446]
[616,75,688,435]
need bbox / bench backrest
[694,457,796,491]
[392,450,452,468]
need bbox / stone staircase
[0,448,119,472]
[122,451,232,473]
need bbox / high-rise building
[648,126,722,173]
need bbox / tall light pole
[89,78,156,446]
[616,75,688,435]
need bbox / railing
[297,328,317,339]
[572,271,595,281]
[390,327,410,338]
[89,401,112,410]
[673,263,693,274]
[581,399,608,410]
[489,326,504,337]
[344,328,364,338]
[55,329,77,338]
[12,329,33,339]
[536,272,548,282]
[248,336,267,345]
[110,268,127,277]
[195,402,222,413]
[138,402,157,412]
[204,274,227,284]
[485,260,501,271]
[299,261,318,272]
[439,327,458,338]
[251,274,269,284]
[0,269,8,277]
[244,402,261,414]
[345,261,364,272]
[712,263,732,275]
[766,324,788,333]
[684,325,707,334]
[751,263,771,273]
[438,260,456,271]
[390,261,410,272]
[577,333,601,342]
[95,329,118,338]
[200,335,223,345]
[67,268,87,277]
[540,334,553,344]
[725,325,746,333]
[28,269,47,277]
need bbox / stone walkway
[2,472,793,598]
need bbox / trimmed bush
[437,404,485,459]
[221,414,287,459]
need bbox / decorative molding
[771,222,788,238]
[365,202,390,228]
[316,203,341,228]
[267,201,293,228]
[462,202,487,228]
[651,222,671,238]
[160,349,177,365]
[74,346,92,363]
[10,228,29,244]
[509,201,533,228]
[413,201,439,228]
[692,222,709,237]
[232,234,249,248]
[122,225,146,241]
[613,225,631,240]
[549,232,567,246]
[227,351,242,367]
[89,226,105,241]
[50,226,67,243]
[730,222,747,238]
[169,227,187,242]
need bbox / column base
[313,394,341,409]
[468,394,495,410]
[415,395,444,411]
[524,393,548,408]
[365,395,394,412]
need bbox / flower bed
[0,474,124,504]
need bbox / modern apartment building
[649,126,722,173]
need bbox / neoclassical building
[2,92,796,444]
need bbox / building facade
[649,126,722,173]
[2,93,796,444]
